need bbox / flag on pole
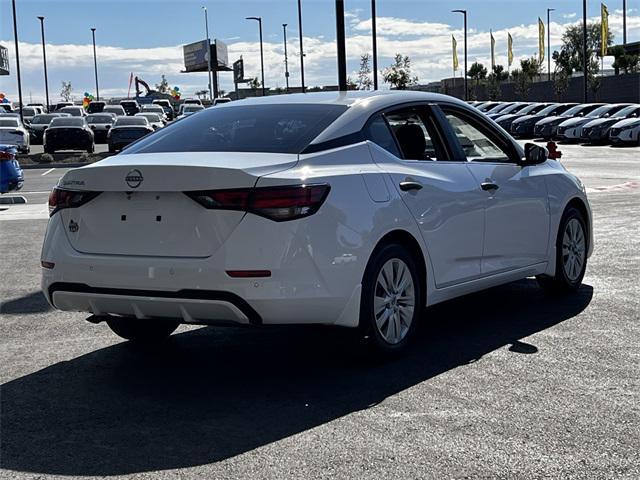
[452,35,459,70]
[490,30,496,69]
[538,18,545,64]
[508,33,514,67]
[601,3,609,57]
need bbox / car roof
[220,90,469,145]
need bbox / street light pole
[371,0,378,90]
[297,0,305,92]
[547,8,555,82]
[11,0,24,123]
[246,17,266,96]
[283,24,290,93]
[582,0,588,102]
[623,0,627,44]
[452,9,468,101]
[90,28,100,101]
[335,0,347,91]
[37,16,50,111]
[203,6,214,100]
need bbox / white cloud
[0,11,638,102]
[562,13,577,19]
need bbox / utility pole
[11,0,24,123]
[91,28,100,101]
[547,8,555,81]
[336,0,347,91]
[582,0,588,102]
[283,24,290,93]
[37,16,50,111]
[246,17,266,96]
[371,0,378,89]
[297,0,306,92]
[203,7,215,100]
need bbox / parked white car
[41,91,593,354]
[140,105,168,123]
[0,117,30,153]
[103,105,127,117]
[135,112,164,130]
[608,117,640,146]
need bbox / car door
[438,104,550,275]
[365,105,486,288]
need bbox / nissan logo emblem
[125,169,143,189]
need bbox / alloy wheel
[374,258,415,345]
[562,218,586,282]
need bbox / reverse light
[48,187,102,216]
[185,184,330,222]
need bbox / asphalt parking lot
[1,142,639,479]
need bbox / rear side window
[364,115,401,157]
[126,104,348,154]
[384,109,444,161]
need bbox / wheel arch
[564,196,591,253]
[366,229,428,301]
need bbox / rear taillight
[48,188,102,216]
[0,151,14,161]
[185,184,330,222]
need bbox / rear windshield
[87,114,115,123]
[137,113,161,121]
[116,117,148,126]
[183,106,204,113]
[126,104,348,154]
[32,115,57,124]
[0,119,19,127]
[51,118,85,127]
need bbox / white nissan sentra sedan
[41,91,593,354]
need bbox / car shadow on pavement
[0,291,52,314]
[0,279,593,476]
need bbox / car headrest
[395,123,426,160]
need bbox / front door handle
[480,182,499,192]
[399,181,423,192]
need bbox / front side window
[443,110,512,163]
[385,109,442,161]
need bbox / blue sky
[1,0,638,102]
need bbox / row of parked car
[0,97,215,154]
[470,100,640,146]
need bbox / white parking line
[16,191,52,195]
[41,168,55,176]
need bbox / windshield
[31,114,58,124]
[23,108,37,116]
[611,106,639,118]
[87,115,115,124]
[183,106,204,113]
[50,118,85,127]
[535,104,561,116]
[60,107,82,116]
[126,104,348,155]
[563,104,591,116]
[0,119,19,127]
[519,103,548,115]
[587,105,617,118]
[137,114,161,122]
[116,118,148,126]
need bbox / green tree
[155,75,170,93]
[553,21,613,78]
[357,53,373,90]
[609,45,640,74]
[60,81,73,101]
[382,54,418,90]
[486,64,508,100]
[512,57,542,100]
[468,62,487,99]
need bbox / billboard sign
[0,45,9,76]
[183,40,210,72]
[233,58,244,83]
[215,40,228,68]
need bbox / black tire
[106,316,179,343]
[87,144,94,154]
[108,145,115,153]
[359,243,423,356]
[44,146,54,154]
[537,206,588,293]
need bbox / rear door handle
[480,182,499,192]
[399,181,423,192]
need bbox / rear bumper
[48,283,262,325]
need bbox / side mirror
[523,143,548,165]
